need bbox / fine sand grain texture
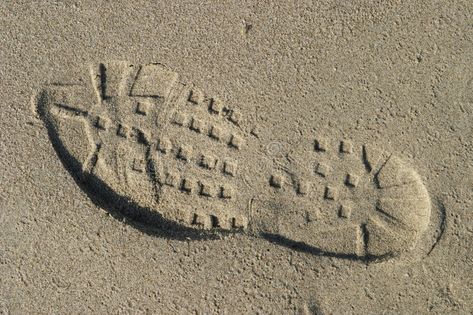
[1,1,472,314]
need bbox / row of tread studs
[157,138,238,177]
[162,171,234,200]
[171,112,243,150]
[187,88,241,126]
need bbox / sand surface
[1,1,472,314]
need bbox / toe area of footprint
[36,62,251,234]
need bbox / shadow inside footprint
[260,232,396,263]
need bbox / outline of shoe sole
[34,61,432,261]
